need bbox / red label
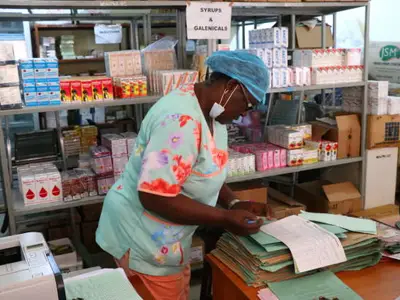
[39,187,48,198]
[52,186,60,196]
[26,189,35,200]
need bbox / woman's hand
[223,209,263,236]
[231,201,267,216]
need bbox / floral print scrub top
[96,84,228,276]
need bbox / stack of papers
[212,212,381,288]
[64,268,142,300]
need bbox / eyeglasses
[238,84,253,111]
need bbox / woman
[96,51,270,299]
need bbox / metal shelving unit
[0,1,371,236]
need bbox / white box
[272,68,281,88]
[0,43,15,61]
[46,169,62,202]
[34,171,50,203]
[272,48,281,67]
[280,27,289,48]
[20,171,37,205]
[48,238,78,270]
[264,49,273,68]
[365,147,398,209]
[280,48,288,67]
[266,28,281,48]
[387,96,400,115]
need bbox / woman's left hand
[231,201,267,216]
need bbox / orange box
[131,78,140,97]
[81,80,93,102]
[119,78,131,98]
[60,80,71,103]
[91,79,103,101]
[70,81,82,102]
[138,78,147,97]
[101,78,114,100]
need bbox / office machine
[0,232,66,300]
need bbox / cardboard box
[48,238,78,269]
[295,180,362,215]
[229,181,267,204]
[351,204,400,228]
[190,236,205,268]
[268,188,306,219]
[367,114,400,149]
[311,114,361,159]
[283,23,333,49]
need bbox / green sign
[379,45,400,61]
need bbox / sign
[369,41,400,84]
[94,24,122,44]
[186,2,232,40]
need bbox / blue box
[20,68,34,80]
[33,58,46,69]
[22,79,36,88]
[34,68,47,79]
[22,86,36,93]
[47,78,60,86]
[45,58,59,68]
[23,92,37,106]
[19,59,34,69]
[36,90,50,105]
[49,91,61,105]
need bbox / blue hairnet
[205,50,269,104]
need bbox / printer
[0,232,66,300]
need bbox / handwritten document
[261,215,347,273]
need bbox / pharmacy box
[311,114,361,159]
[268,188,306,220]
[48,238,78,270]
[367,114,400,149]
[295,180,362,215]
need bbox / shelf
[12,157,362,216]
[0,82,366,117]
[12,190,105,216]
[3,1,368,15]
[0,95,160,116]
[269,82,365,94]
[59,58,104,64]
[226,157,363,184]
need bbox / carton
[101,78,113,100]
[268,188,306,219]
[229,181,268,205]
[47,169,62,202]
[33,58,47,79]
[70,80,82,102]
[81,80,93,102]
[60,80,71,102]
[101,134,127,157]
[20,171,37,205]
[287,149,303,167]
[287,24,333,49]
[295,180,362,215]
[367,114,400,149]
[45,58,59,78]
[311,114,361,159]
[35,171,50,203]
[91,79,103,101]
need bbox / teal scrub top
[96,84,228,276]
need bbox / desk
[207,255,400,300]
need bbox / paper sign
[186,2,232,40]
[94,24,122,44]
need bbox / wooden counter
[207,255,400,300]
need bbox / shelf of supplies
[59,58,104,64]
[3,1,368,15]
[0,95,160,116]
[12,157,363,216]
[12,190,105,216]
[226,157,363,184]
[269,82,365,94]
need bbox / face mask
[209,85,239,119]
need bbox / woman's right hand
[223,209,263,236]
